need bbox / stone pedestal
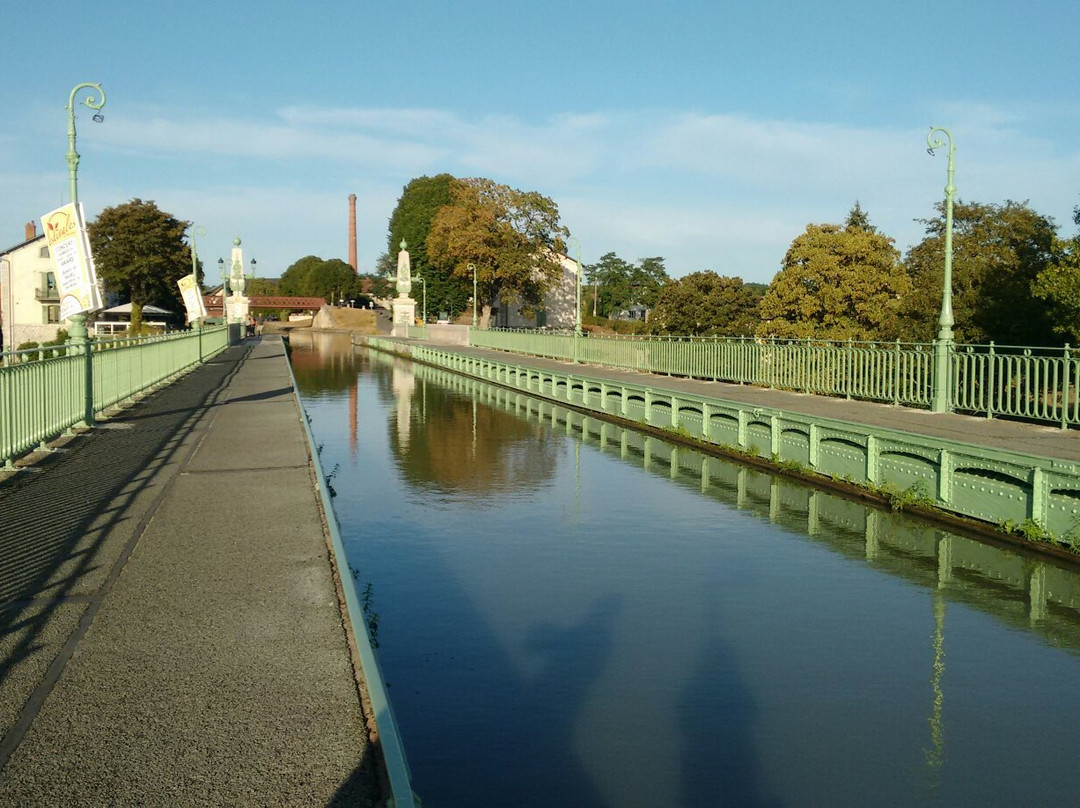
[225,294,249,325]
[392,297,416,338]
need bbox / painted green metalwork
[470,329,935,404]
[413,275,427,324]
[463,329,1080,429]
[1,326,229,469]
[65,81,107,427]
[369,337,1080,541]
[469,263,478,328]
[928,127,957,413]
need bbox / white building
[493,253,581,329]
[0,222,63,351]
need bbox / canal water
[289,332,1080,808]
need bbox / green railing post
[803,338,811,394]
[1062,343,1071,430]
[893,339,901,406]
[69,301,94,427]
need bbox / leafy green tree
[757,206,909,341]
[279,255,363,302]
[245,277,280,296]
[385,174,464,318]
[88,198,191,331]
[584,252,632,318]
[278,255,324,295]
[649,272,761,336]
[1031,249,1080,344]
[901,200,1058,345]
[584,252,671,318]
[1031,207,1080,344]
[426,177,568,328]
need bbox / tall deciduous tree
[279,255,363,302]
[901,200,1058,345]
[1031,206,1080,344]
[426,178,568,328]
[584,252,671,318]
[385,174,463,318]
[757,206,909,341]
[88,198,191,331]
[649,271,761,336]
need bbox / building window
[45,305,60,324]
[44,272,58,293]
[40,246,50,259]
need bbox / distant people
[245,314,255,337]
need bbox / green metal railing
[470,330,936,407]
[952,343,1080,428]
[1,324,230,468]
[464,329,1080,428]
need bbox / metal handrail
[1,324,230,468]
[462,329,1080,428]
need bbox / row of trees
[82,188,1080,349]
[381,174,1080,347]
[616,200,1079,347]
[84,199,386,331]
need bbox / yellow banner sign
[40,203,102,319]
[177,274,207,324]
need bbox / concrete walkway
[0,338,378,806]
[390,339,1080,465]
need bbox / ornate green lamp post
[189,225,206,279]
[189,224,206,357]
[217,257,230,322]
[469,263,478,328]
[66,81,106,426]
[567,236,583,337]
[927,127,956,413]
[414,276,426,327]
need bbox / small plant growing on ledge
[870,481,934,513]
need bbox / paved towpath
[388,338,1080,464]
[0,337,378,806]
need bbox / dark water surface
[290,332,1080,808]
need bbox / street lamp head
[92,112,104,123]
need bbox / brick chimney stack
[25,221,36,241]
[348,194,358,272]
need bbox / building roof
[0,233,45,258]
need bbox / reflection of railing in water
[377,348,1080,654]
[372,338,1080,544]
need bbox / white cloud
[4,102,1079,283]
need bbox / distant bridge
[203,295,327,318]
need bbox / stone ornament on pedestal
[391,239,417,338]
[225,236,250,324]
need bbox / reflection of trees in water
[287,332,363,395]
[391,383,560,499]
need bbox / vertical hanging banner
[41,202,103,319]
[177,274,207,323]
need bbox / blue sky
[3,0,1079,284]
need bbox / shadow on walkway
[0,347,242,746]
